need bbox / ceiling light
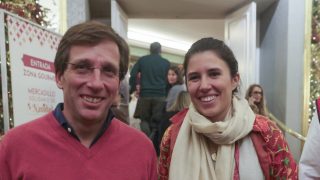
[128,28,191,52]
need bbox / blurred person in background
[150,65,186,155]
[245,84,269,116]
[157,91,190,150]
[129,42,170,137]
[166,65,186,110]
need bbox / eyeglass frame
[252,91,263,95]
[65,61,124,81]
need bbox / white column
[67,0,90,28]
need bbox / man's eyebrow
[71,58,90,63]
[101,62,119,72]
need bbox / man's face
[55,40,120,125]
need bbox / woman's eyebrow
[187,71,199,77]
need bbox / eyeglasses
[252,91,262,95]
[67,62,120,81]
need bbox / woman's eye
[188,75,199,81]
[209,71,220,77]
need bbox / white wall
[259,0,305,160]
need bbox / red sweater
[0,112,157,180]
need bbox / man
[129,42,170,137]
[0,21,157,180]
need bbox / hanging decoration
[0,0,48,26]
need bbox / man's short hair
[150,42,161,54]
[54,21,129,80]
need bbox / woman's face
[186,51,239,122]
[251,86,262,103]
[167,69,178,85]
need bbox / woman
[158,38,297,180]
[151,66,185,155]
[158,91,191,149]
[245,84,269,116]
[166,65,186,110]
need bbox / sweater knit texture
[0,112,157,180]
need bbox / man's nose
[87,68,104,89]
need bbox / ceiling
[90,0,277,19]
[89,0,278,54]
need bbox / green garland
[310,0,320,121]
[0,0,48,26]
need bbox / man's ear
[55,72,63,89]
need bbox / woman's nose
[199,77,211,91]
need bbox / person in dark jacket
[129,42,170,137]
[150,65,186,155]
[156,91,190,154]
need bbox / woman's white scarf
[169,96,255,180]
